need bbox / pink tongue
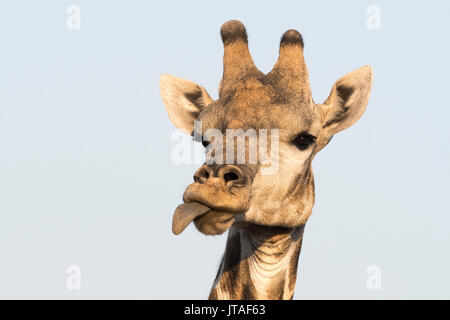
[172,202,210,235]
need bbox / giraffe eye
[293,133,315,151]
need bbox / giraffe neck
[209,224,305,300]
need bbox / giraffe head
[160,21,373,235]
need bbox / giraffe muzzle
[171,164,252,235]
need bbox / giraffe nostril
[223,171,239,183]
[219,165,245,186]
[194,166,210,183]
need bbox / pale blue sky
[0,0,449,299]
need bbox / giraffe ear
[315,65,373,150]
[160,74,213,134]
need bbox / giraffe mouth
[172,181,251,235]
[172,202,240,235]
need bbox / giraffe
[159,20,373,300]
